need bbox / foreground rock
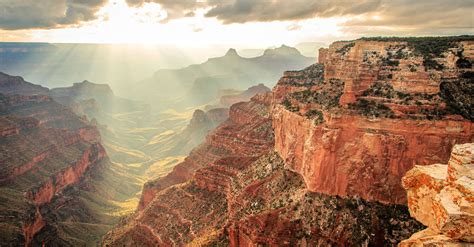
[400,143,473,246]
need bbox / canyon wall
[138,95,274,209]
[104,96,423,246]
[0,89,107,245]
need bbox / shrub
[305,109,324,124]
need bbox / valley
[0,46,312,245]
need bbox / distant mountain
[50,80,146,114]
[295,42,328,57]
[133,45,314,109]
[144,108,229,158]
[0,72,49,95]
[219,83,270,107]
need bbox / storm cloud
[1,0,472,33]
[0,0,108,30]
[202,0,473,32]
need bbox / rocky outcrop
[50,80,113,99]
[400,143,473,246]
[318,47,328,63]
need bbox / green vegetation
[361,36,474,70]
[290,79,344,110]
[439,72,474,121]
[282,64,325,86]
[349,99,395,118]
[336,42,355,54]
[305,109,324,124]
[282,98,299,112]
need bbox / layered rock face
[137,96,274,210]
[0,91,107,245]
[273,37,474,204]
[104,98,422,246]
[400,143,473,246]
[0,95,106,245]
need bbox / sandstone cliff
[273,36,473,204]
[400,143,473,246]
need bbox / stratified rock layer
[137,95,274,210]
[0,92,107,245]
[400,143,474,246]
[104,99,422,246]
[273,37,474,204]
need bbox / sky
[0,0,473,47]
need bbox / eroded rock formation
[400,143,473,246]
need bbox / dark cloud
[200,0,473,34]
[204,0,382,23]
[1,0,472,34]
[342,0,473,31]
[0,0,108,30]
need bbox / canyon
[104,36,474,245]
[0,36,473,246]
[0,74,147,245]
[0,46,296,245]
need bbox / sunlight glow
[1,0,346,47]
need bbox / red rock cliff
[138,95,274,209]
[273,37,474,204]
